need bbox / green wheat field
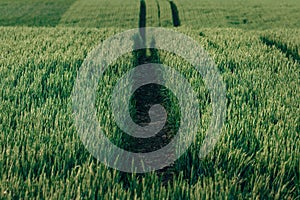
[0,0,299,199]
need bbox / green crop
[58,0,140,28]
[175,0,300,29]
[0,26,299,199]
[0,0,299,199]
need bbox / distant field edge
[0,0,77,27]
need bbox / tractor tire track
[169,0,181,27]
[121,0,177,184]
[155,0,162,26]
[260,36,300,64]
[130,0,176,154]
[139,0,147,42]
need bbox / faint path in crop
[155,0,162,26]
[169,0,181,27]
[260,36,300,64]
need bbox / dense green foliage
[0,0,299,199]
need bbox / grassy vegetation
[2,0,299,29]
[148,0,173,27]
[159,28,299,198]
[58,0,140,28]
[261,29,300,62]
[0,26,299,199]
[0,0,76,26]
[0,0,299,199]
[144,0,160,27]
[176,0,300,29]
